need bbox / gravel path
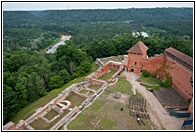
[123,72,186,130]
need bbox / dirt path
[123,72,186,130]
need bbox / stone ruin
[96,55,124,67]
[3,80,109,130]
[4,55,127,130]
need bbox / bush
[142,70,150,77]
[159,75,172,88]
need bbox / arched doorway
[130,66,134,72]
[140,65,143,73]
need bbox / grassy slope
[11,63,99,123]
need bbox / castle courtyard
[66,72,188,130]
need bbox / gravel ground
[123,72,187,130]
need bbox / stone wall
[96,55,124,66]
[3,122,17,130]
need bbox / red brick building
[123,41,193,117]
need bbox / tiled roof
[165,47,193,67]
[127,41,148,55]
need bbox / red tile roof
[165,47,193,68]
[127,41,148,55]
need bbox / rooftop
[127,41,148,55]
[165,47,193,68]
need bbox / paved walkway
[123,72,186,130]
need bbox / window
[134,62,137,65]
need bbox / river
[46,35,72,54]
[132,31,148,38]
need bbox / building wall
[126,50,193,118]
[127,53,164,74]
[165,56,193,100]
[127,52,192,100]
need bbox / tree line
[3,43,92,123]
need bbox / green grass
[65,93,86,107]
[142,84,160,91]
[79,90,88,94]
[139,76,162,84]
[11,63,99,124]
[44,109,58,120]
[99,116,114,130]
[98,69,117,81]
[139,76,162,91]
[107,77,133,95]
[67,90,151,130]
[30,117,50,130]
[67,99,105,130]
[30,109,70,130]
[90,85,102,91]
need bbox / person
[136,113,140,118]
[121,107,123,111]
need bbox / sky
[2,2,194,11]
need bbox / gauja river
[46,35,72,54]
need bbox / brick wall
[95,63,110,78]
[127,53,164,74]
[126,50,193,118]
[165,56,193,100]
[90,78,105,85]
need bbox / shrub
[142,70,150,77]
[159,75,172,88]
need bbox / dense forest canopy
[3,8,193,124]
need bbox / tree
[48,75,64,90]
[58,69,70,83]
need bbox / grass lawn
[79,90,88,94]
[44,109,58,120]
[89,85,102,91]
[65,93,86,107]
[67,91,151,130]
[142,84,160,91]
[107,77,133,95]
[11,63,99,124]
[30,117,50,130]
[98,69,117,81]
[139,76,162,91]
[30,109,69,130]
[139,76,162,84]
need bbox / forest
[3,8,193,124]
